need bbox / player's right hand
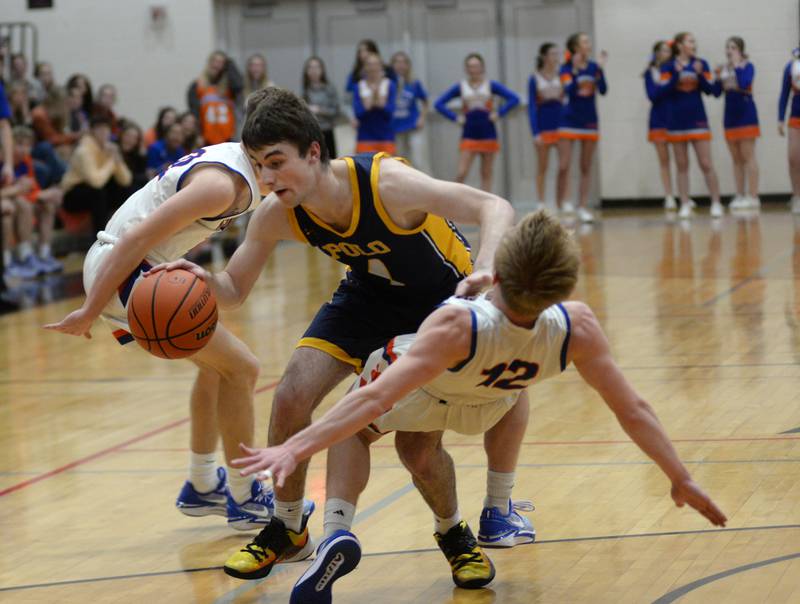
[43,307,95,339]
[671,478,727,527]
[231,443,299,488]
[143,259,210,282]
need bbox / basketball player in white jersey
[43,94,301,532]
[230,211,727,601]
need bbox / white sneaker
[678,204,693,220]
[791,197,800,214]
[710,202,724,218]
[664,195,677,211]
[747,196,761,209]
[578,207,594,223]
[562,201,575,215]
[729,195,748,210]
[687,198,697,209]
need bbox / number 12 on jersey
[477,360,539,390]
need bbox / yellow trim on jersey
[299,157,361,238]
[296,337,363,372]
[369,152,424,235]
[285,209,309,244]
[423,217,474,277]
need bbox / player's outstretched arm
[145,196,294,309]
[44,167,240,338]
[231,305,472,486]
[377,158,515,296]
[567,302,728,527]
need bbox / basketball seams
[164,274,200,340]
[137,305,218,342]
[151,271,171,359]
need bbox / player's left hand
[43,307,95,339]
[455,269,493,297]
[231,443,298,488]
[671,478,727,527]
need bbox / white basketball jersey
[97,143,261,264]
[384,294,570,406]
[460,79,493,112]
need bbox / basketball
[127,269,218,359]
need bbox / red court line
[0,379,281,497]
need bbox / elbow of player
[616,398,652,428]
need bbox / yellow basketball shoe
[434,521,496,589]
[223,516,315,580]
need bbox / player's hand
[143,259,210,281]
[779,122,786,137]
[231,443,298,488]
[455,268,493,297]
[43,307,95,339]
[671,478,727,527]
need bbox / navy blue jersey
[288,152,472,300]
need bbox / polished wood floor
[1,209,800,603]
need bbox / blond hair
[494,210,580,316]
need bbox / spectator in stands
[32,62,57,104]
[1,79,21,305]
[178,111,203,151]
[66,73,93,117]
[146,122,185,179]
[9,53,37,107]
[143,106,177,148]
[302,56,339,158]
[187,51,242,144]
[66,85,89,135]
[92,83,120,136]
[243,53,274,98]
[118,120,147,193]
[7,81,32,128]
[30,91,73,183]
[61,114,131,236]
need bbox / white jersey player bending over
[230,210,727,603]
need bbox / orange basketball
[127,269,218,359]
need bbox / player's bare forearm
[472,195,515,273]
[614,399,691,484]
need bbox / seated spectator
[1,126,63,274]
[243,53,274,98]
[142,106,177,148]
[66,85,89,135]
[8,81,32,128]
[32,62,58,104]
[30,91,73,184]
[9,53,37,108]
[118,120,147,190]
[187,51,241,144]
[66,73,93,117]
[1,169,36,279]
[92,83,120,136]
[146,122,185,179]
[178,111,204,151]
[61,114,131,236]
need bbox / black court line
[652,551,800,604]
[781,426,800,434]
[2,524,797,594]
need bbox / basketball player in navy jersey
[231,211,726,600]
[146,87,527,579]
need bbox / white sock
[39,243,51,258]
[485,470,515,511]
[227,467,254,503]
[17,241,32,261]
[274,498,304,533]
[189,452,217,493]
[434,509,462,535]
[3,249,11,267]
[323,498,356,539]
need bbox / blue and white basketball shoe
[175,467,228,517]
[290,530,362,604]
[226,480,275,530]
[477,500,536,548]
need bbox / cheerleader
[390,51,429,172]
[528,42,563,208]
[644,40,677,211]
[352,52,396,154]
[661,32,723,219]
[434,53,520,192]
[556,32,607,223]
[716,37,760,210]
[778,47,800,213]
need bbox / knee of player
[395,438,437,475]
[272,380,315,421]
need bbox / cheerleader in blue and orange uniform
[556,32,607,223]
[352,52,397,154]
[644,40,677,211]
[528,42,563,208]
[661,32,723,219]
[778,47,800,213]
[715,36,760,210]
[435,53,519,192]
